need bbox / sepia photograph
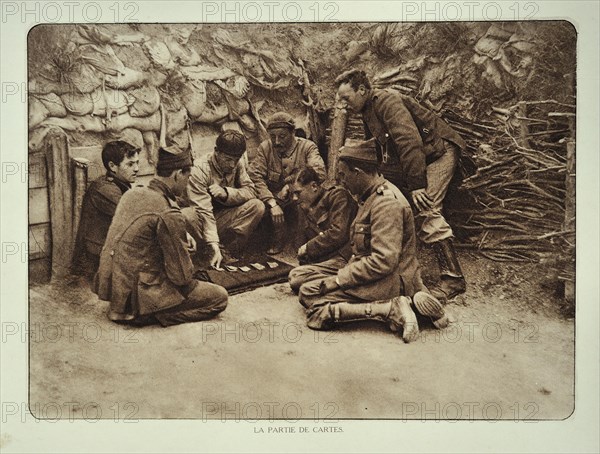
[1,1,598,453]
[26,20,576,420]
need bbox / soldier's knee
[298,282,318,308]
[288,269,303,293]
[213,285,228,312]
[245,198,266,217]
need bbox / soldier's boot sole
[413,291,449,329]
[387,296,419,343]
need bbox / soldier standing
[335,69,467,302]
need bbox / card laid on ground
[194,256,294,295]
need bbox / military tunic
[288,182,357,291]
[186,151,265,250]
[93,179,227,327]
[362,88,466,243]
[72,172,130,279]
[248,137,326,206]
[298,177,425,315]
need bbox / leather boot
[329,296,419,343]
[412,291,449,329]
[430,239,466,301]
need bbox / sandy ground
[28,250,574,421]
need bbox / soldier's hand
[270,204,285,226]
[209,243,223,269]
[186,232,197,253]
[297,243,308,258]
[209,184,227,201]
[411,188,433,211]
[277,184,290,201]
[319,276,339,295]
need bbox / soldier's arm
[90,182,123,217]
[304,140,327,182]
[248,143,277,204]
[305,188,356,260]
[220,157,257,206]
[187,163,219,244]
[376,92,427,190]
[157,210,194,287]
[336,197,402,288]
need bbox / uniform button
[110,250,114,256]
[350,242,355,246]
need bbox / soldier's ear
[358,84,366,95]
[107,161,118,173]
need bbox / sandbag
[166,108,188,137]
[144,40,175,70]
[107,111,161,133]
[182,80,207,118]
[41,114,105,132]
[29,97,50,129]
[128,86,161,117]
[107,128,144,149]
[34,93,67,118]
[142,131,159,166]
[91,88,132,117]
[164,35,202,66]
[74,24,148,46]
[169,129,190,151]
[61,92,94,116]
[213,75,250,98]
[180,65,236,81]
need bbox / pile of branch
[444,99,575,271]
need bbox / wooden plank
[29,258,51,284]
[72,158,90,237]
[28,152,48,189]
[46,129,74,278]
[29,223,51,260]
[29,187,50,224]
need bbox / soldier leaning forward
[93,146,228,327]
[295,140,448,343]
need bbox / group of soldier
[72,69,467,343]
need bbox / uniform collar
[148,178,177,203]
[106,171,132,193]
[359,175,386,202]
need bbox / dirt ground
[29,249,574,421]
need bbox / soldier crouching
[93,145,228,327]
[296,139,448,343]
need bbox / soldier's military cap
[338,138,378,164]
[156,145,193,172]
[266,111,295,130]
[216,130,247,157]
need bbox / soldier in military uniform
[72,140,139,281]
[296,140,448,343]
[335,69,467,302]
[287,166,357,292]
[93,146,228,327]
[248,112,326,254]
[185,130,265,268]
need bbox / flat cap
[156,145,193,172]
[339,138,378,164]
[266,111,295,130]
